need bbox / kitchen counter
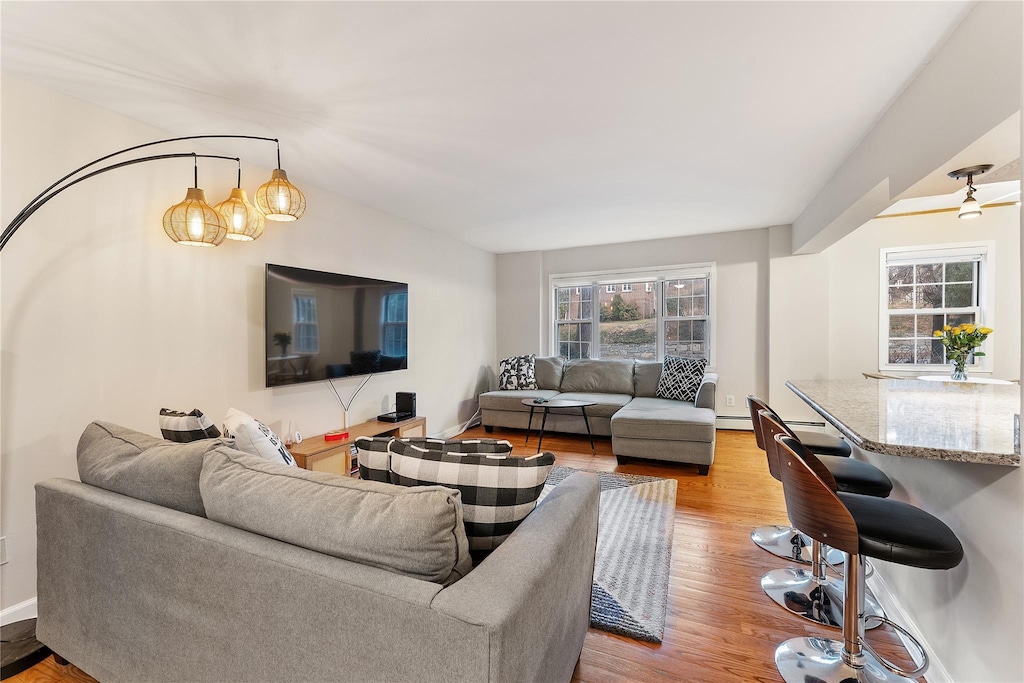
[786,378,1020,466]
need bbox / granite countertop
[787,379,1021,466]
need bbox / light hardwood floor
[12,428,918,683]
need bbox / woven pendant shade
[255,169,306,221]
[214,187,265,241]
[163,187,227,247]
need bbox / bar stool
[746,396,852,564]
[773,434,964,683]
[757,411,890,630]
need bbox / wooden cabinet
[287,416,427,476]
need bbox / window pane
[888,265,913,286]
[944,283,973,308]
[598,281,656,360]
[692,279,706,295]
[915,284,942,308]
[692,296,707,316]
[889,315,914,338]
[889,286,913,309]
[945,262,974,282]
[665,298,678,316]
[915,263,942,283]
[693,319,706,341]
[888,340,914,364]
[679,298,692,316]
[947,313,975,327]
[580,323,592,343]
[916,314,944,337]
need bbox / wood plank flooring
[11,428,919,683]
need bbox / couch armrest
[431,471,600,683]
[696,372,718,410]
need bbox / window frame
[878,242,994,373]
[550,263,716,368]
[292,289,319,355]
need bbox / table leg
[580,406,595,454]
[537,408,550,454]
[525,406,536,445]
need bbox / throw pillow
[158,408,221,442]
[498,354,537,390]
[656,356,708,402]
[400,437,515,455]
[387,439,554,555]
[354,436,393,482]
[222,407,296,467]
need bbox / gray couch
[481,357,718,474]
[36,422,600,683]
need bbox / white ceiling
[1,1,973,254]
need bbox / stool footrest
[858,615,929,679]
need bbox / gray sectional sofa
[36,422,600,683]
[480,357,718,474]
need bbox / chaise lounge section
[480,357,718,474]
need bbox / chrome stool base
[751,525,845,566]
[761,568,884,630]
[775,637,921,683]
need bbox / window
[383,291,408,357]
[555,286,592,359]
[552,264,715,365]
[880,245,990,369]
[293,290,319,354]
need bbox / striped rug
[542,466,677,643]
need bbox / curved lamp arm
[2,134,283,252]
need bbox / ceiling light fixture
[947,164,993,220]
[1,135,306,251]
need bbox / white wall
[495,228,770,420]
[0,75,497,612]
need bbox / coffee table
[521,398,597,454]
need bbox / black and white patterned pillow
[656,356,707,402]
[159,408,221,443]
[354,436,394,482]
[498,354,537,390]
[222,408,296,467]
[387,439,554,554]
[357,437,515,481]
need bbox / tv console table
[287,415,426,476]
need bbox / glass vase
[950,360,968,381]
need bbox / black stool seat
[839,492,964,570]
[819,454,893,497]
[794,430,852,457]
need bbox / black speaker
[396,391,416,417]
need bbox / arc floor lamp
[0,134,306,252]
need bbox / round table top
[521,398,597,408]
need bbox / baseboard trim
[866,570,952,683]
[715,415,753,431]
[1,597,37,626]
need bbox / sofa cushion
[77,421,220,517]
[612,397,716,442]
[200,448,472,585]
[633,361,663,398]
[535,356,565,390]
[498,354,538,390]
[222,407,296,467]
[158,408,221,442]
[560,358,635,395]
[549,392,633,419]
[656,356,707,402]
[387,440,555,553]
[480,389,560,412]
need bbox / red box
[324,430,349,442]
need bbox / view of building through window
[598,280,657,360]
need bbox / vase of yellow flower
[932,323,993,381]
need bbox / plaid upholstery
[388,439,555,552]
[355,437,516,482]
[656,356,707,402]
[354,436,394,482]
[158,408,221,443]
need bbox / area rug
[542,466,677,643]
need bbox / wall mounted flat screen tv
[265,264,408,387]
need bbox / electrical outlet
[0,536,8,565]
[726,395,736,407]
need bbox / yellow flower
[963,324,976,333]
[979,327,994,335]
[943,325,951,331]
[952,326,962,334]
[933,330,943,337]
